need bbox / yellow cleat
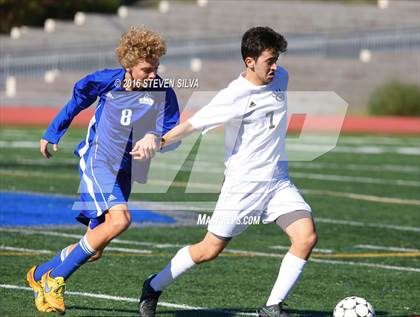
[41,270,66,315]
[26,266,55,312]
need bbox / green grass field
[0,126,419,317]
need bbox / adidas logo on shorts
[108,194,117,202]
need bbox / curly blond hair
[116,26,166,68]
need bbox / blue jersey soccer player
[25,27,180,314]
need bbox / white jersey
[189,67,289,181]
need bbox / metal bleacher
[0,0,419,109]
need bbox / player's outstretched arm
[130,121,196,161]
[161,121,196,147]
[41,70,116,159]
[40,138,59,159]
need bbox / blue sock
[50,236,96,280]
[33,245,73,281]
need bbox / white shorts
[208,178,311,238]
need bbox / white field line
[15,158,77,165]
[7,243,280,259]
[3,211,420,237]
[1,208,419,238]
[291,172,420,187]
[0,244,152,255]
[150,143,420,156]
[1,140,419,156]
[138,189,420,211]
[301,189,420,206]
[286,144,420,155]
[354,244,419,252]
[172,142,420,155]
[143,179,221,191]
[269,245,333,253]
[289,162,420,174]
[3,168,420,190]
[316,218,420,233]
[0,130,44,138]
[0,169,221,190]
[0,141,75,150]
[4,149,419,190]
[0,169,78,180]
[1,230,420,273]
[0,228,183,249]
[242,241,420,258]
[0,169,222,191]
[309,258,420,272]
[6,152,420,174]
[151,160,420,176]
[224,249,284,258]
[0,130,416,146]
[2,188,418,213]
[104,247,151,254]
[0,245,53,254]
[214,250,420,272]
[289,136,419,146]
[0,284,257,316]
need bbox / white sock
[266,252,307,306]
[150,246,196,291]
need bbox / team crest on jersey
[106,92,114,99]
[139,93,154,106]
[271,89,285,102]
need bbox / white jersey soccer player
[190,67,290,182]
[135,27,318,317]
[188,67,311,238]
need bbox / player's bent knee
[208,247,223,261]
[307,232,318,248]
[192,244,222,264]
[196,249,221,263]
[107,207,131,236]
[294,232,318,251]
[109,217,131,236]
[191,232,228,264]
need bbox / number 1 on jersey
[120,109,132,126]
[266,111,275,129]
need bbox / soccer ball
[333,296,376,317]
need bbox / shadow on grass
[159,308,256,317]
[67,305,137,317]
[159,308,332,317]
[286,308,393,317]
[67,305,397,317]
[160,308,395,317]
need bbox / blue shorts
[76,156,132,229]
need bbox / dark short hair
[241,26,287,61]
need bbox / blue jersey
[43,68,180,182]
